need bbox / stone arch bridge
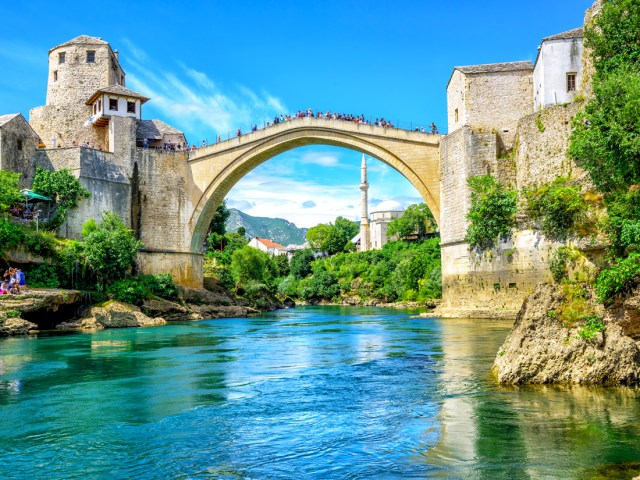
[135,116,440,286]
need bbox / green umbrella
[20,189,53,202]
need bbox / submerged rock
[91,301,167,328]
[493,283,640,385]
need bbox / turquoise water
[1,306,640,479]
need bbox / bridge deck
[189,116,440,161]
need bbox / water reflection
[1,308,639,479]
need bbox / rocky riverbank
[492,283,640,385]
[0,279,252,336]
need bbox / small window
[109,98,118,111]
[17,140,23,151]
[53,70,58,82]
[93,103,97,115]
[87,50,95,63]
[508,283,517,289]
[120,75,125,86]
[127,101,136,114]
[455,108,459,123]
[58,52,65,64]
[98,99,102,111]
[493,283,501,291]
[567,73,576,92]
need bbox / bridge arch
[187,118,441,252]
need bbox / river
[1,306,640,479]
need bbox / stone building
[0,114,40,183]
[439,11,594,315]
[30,35,128,151]
[533,27,584,110]
[446,61,534,149]
[137,119,187,148]
[369,201,404,250]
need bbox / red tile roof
[256,238,285,249]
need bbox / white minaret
[359,153,370,252]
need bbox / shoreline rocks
[492,283,640,385]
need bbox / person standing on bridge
[237,128,241,137]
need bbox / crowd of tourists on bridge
[190,110,439,150]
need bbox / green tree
[387,203,437,239]
[290,248,315,279]
[465,175,518,251]
[272,254,290,278]
[206,200,231,252]
[230,245,270,288]
[82,212,143,288]
[524,178,586,241]
[568,0,640,193]
[0,170,22,213]
[306,217,358,255]
[32,167,90,228]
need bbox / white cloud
[120,39,287,143]
[299,152,341,167]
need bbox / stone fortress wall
[439,46,590,314]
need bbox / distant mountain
[226,208,308,246]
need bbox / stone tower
[30,35,126,149]
[359,153,370,252]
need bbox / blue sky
[0,0,593,228]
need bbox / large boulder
[493,283,640,385]
[0,317,37,336]
[91,301,167,328]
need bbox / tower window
[120,75,125,86]
[455,108,459,123]
[567,73,577,92]
[109,98,118,111]
[58,52,65,64]
[53,70,58,82]
[127,101,136,114]
[17,140,23,151]
[87,50,96,63]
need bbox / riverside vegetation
[466,0,640,384]
[205,201,442,309]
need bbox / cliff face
[493,283,640,385]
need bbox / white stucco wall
[534,37,583,110]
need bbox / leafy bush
[82,212,143,289]
[549,246,572,284]
[141,273,178,300]
[28,264,60,288]
[525,178,586,241]
[578,315,606,341]
[465,175,518,251]
[107,278,149,305]
[595,252,640,303]
[0,219,25,254]
[24,230,57,257]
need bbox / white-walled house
[533,27,584,110]
[248,237,286,256]
[86,84,149,127]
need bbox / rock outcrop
[0,317,38,336]
[91,301,167,328]
[493,283,640,385]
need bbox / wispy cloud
[120,38,287,143]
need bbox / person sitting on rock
[9,283,20,295]
[0,282,10,295]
